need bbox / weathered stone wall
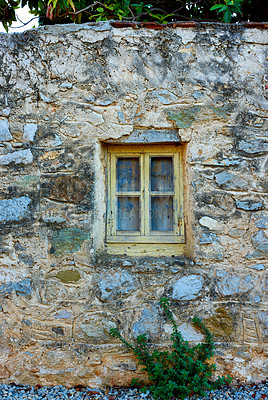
[0,22,267,386]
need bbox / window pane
[151,157,173,191]
[117,158,140,192]
[118,197,140,231]
[151,197,173,231]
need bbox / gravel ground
[0,382,267,400]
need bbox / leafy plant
[1,0,265,32]
[110,297,231,400]
[210,0,243,22]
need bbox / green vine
[110,298,231,400]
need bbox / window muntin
[107,145,184,244]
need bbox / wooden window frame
[106,144,185,246]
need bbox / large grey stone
[0,196,31,222]
[235,200,264,211]
[106,129,180,144]
[216,270,253,296]
[74,313,116,342]
[251,231,268,255]
[0,149,33,165]
[238,139,268,156]
[170,275,204,300]
[254,215,268,229]
[133,306,160,339]
[23,123,38,142]
[0,279,32,297]
[215,172,249,190]
[0,119,12,141]
[95,270,139,302]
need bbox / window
[106,145,185,254]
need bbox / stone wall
[0,21,267,386]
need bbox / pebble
[0,382,267,399]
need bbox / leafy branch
[110,297,231,400]
[210,0,243,22]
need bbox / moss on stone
[55,269,81,283]
[50,227,88,254]
[204,307,234,337]
[167,107,200,128]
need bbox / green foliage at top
[110,298,231,400]
[211,0,243,23]
[0,0,267,32]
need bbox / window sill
[106,235,185,244]
[106,243,185,256]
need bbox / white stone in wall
[199,216,224,231]
[177,323,204,342]
[23,123,38,142]
[0,119,12,142]
[0,149,33,165]
[0,196,31,222]
[171,275,204,300]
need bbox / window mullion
[140,155,145,236]
[144,153,150,236]
[110,153,117,236]
[174,152,180,236]
[178,150,185,237]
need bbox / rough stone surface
[248,264,266,271]
[204,307,234,338]
[254,215,268,229]
[95,270,139,302]
[0,279,32,297]
[170,275,204,300]
[0,22,267,386]
[0,197,31,222]
[199,216,223,231]
[177,323,204,342]
[0,119,12,141]
[44,175,89,203]
[216,270,253,296]
[54,269,81,283]
[215,172,249,191]
[252,231,268,255]
[133,306,160,339]
[50,228,88,254]
[238,139,268,155]
[0,149,33,165]
[235,200,265,211]
[23,123,38,142]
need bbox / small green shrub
[110,297,231,400]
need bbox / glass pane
[117,158,140,192]
[151,157,173,192]
[151,197,173,231]
[118,197,140,231]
